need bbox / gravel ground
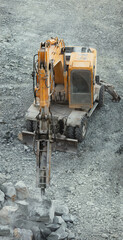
[0,0,123,239]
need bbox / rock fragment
[0,173,6,185]
[0,190,5,208]
[0,225,10,236]
[13,219,45,230]
[0,205,18,225]
[24,145,28,151]
[47,233,60,240]
[47,224,68,240]
[53,216,64,224]
[53,201,69,216]
[68,231,75,239]
[62,213,74,223]
[47,223,60,231]
[60,221,67,230]
[15,200,29,214]
[101,233,108,238]
[0,181,75,238]
[1,182,16,200]
[47,223,68,240]
[13,228,33,240]
[15,181,29,200]
[40,226,51,238]
[31,226,41,240]
[28,199,54,223]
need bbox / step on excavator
[19,37,120,195]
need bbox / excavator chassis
[18,81,120,194]
[18,36,121,195]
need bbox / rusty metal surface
[52,137,78,153]
[19,131,77,153]
[18,131,35,145]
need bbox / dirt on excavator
[0,0,123,239]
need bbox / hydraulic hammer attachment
[34,111,52,195]
[36,139,51,195]
[18,131,77,195]
[18,131,51,195]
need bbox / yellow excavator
[20,37,120,194]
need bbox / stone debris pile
[0,175,76,240]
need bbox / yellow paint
[35,38,97,111]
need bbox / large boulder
[28,198,54,223]
[0,205,18,225]
[40,226,51,238]
[1,182,16,200]
[46,223,60,231]
[47,224,68,240]
[53,201,69,216]
[15,200,29,215]
[15,181,29,200]
[12,219,45,231]
[31,226,41,240]
[13,228,33,240]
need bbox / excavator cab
[69,69,92,108]
[68,49,96,109]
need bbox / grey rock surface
[60,221,67,230]
[40,226,51,238]
[28,199,54,223]
[0,205,18,225]
[53,201,69,216]
[0,190,5,208]
[1,182,16,200]
[47,223,60,231]
[0,237,12,240]
[47,233,60,240]
[0,0,122,239]
[47,224,68,240]
[0,225,10,236]
[53,216,64,225]
[13,228,33,240]
[68,231,75,240]
[13,219,45,231]
[56,224,68,234]
[31,226,41,240]
[0,174,7,185]
[62,214,74,223]
[15,181,29,200]
[15,200,29,214]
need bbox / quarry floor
[0,0,123,239]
